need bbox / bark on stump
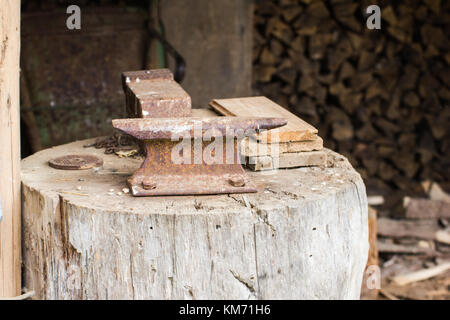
[22,138,368,299]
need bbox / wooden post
[0,0,21,297]
[160,0,253,107]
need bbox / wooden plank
[209,96,318,143]
[404,197,450,219]
[247,150,327,171]
[0,0,21,298]
[392,262,450,286]
[377,218,440,240]
[241,136,323,157]
[191,108,323,157]
[377,240,436,255]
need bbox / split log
[392,261,450,286]
[377,218,441,240]
[377,240,436,255]
[404,198,450,219]
[22,138,368,299]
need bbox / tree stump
[22,138,368,299]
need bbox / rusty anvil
[112,69,286,196]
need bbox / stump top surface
[21,138,362,215]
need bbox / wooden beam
[160,0,253,107]
[0,0,21,297]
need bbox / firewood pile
[252,0,450,207]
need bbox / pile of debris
[374,181,450,300]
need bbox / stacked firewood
[253,0,450,200]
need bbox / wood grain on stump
[22,138,368,299]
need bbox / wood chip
[367,195,384,206]
[435,229,450,245]
[429,182,450,203]
[115,149,138,158]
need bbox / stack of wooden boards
[206,96,326,171]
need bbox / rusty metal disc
[49,154,103,170]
